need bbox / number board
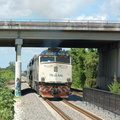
[58,52,65,56]
[46,52,54,56]
[43,51,67,56]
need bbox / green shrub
[0,76,15,120]
[85,78,97,88]
[0,70,14,81]
[108,74,120,94]
[0,77,6,88]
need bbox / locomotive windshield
[56,56,70,63]
[40,56,70,63]
[40,57,54,62]
[40,49,71,64]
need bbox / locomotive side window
[32,59,34,65]
[56,56,70,63]
[40,57,54,62]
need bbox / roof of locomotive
[39,47,70,56]
[27,48,70,66]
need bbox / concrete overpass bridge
[0,20,120,96]
[0,20,120,48]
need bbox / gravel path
[13,83,63,120]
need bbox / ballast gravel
[13,83,63,120]
[13,82,120,120]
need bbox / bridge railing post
[15,39,23,97]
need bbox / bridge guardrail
[0,19,120,31]
[0,18,120,23]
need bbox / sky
[0,0,120,70]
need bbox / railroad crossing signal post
[15,39,23,97]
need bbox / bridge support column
[97,42,120,90]
[15,39,23,97]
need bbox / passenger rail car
[27,48,72,98]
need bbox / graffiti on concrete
[15,78,21,96]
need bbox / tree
[68,48,86,88]
[84,49,98,87]
[0,70,15,81]
[6,62,15,73]
[108,74,120,94]
[68,48,98,89]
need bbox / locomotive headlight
[67,78,71,82]
[41,77,45,82]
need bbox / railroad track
[72,91,83,97]
[21,82,103,120]
[62,99,102,120]
[43,98,102,120]
[71,88,83,97]
[44,98,71,120]
[70,89,103,119]
[23,82,101,120]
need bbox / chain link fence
[83,87,120,115]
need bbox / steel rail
[44,99,71,120]
[72,91,83,97]
[62,99,102,120]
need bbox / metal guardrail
[83,87,120,115]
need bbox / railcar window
[32,59,34,65]
[56,56,70,63]
[40,57,54,62]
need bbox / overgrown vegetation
[68,48,98,89]
[0,62,15,120]
[84,49,98,88]
[108,74,120,94]
[68,48,120,94]
[0,70,15,82]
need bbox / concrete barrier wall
[83,87,120,115]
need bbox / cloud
[0,47,15,54]
[0,47,15,68]
[100,0,120,19]
[30,0,95,18]
[22,48,46,55]
[76,14,108,21]
[0,0,32,17]
[0,0,96,18]
[0,0,119,21]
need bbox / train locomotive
[27,48,72,98]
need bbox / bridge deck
[0,21,120,48]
